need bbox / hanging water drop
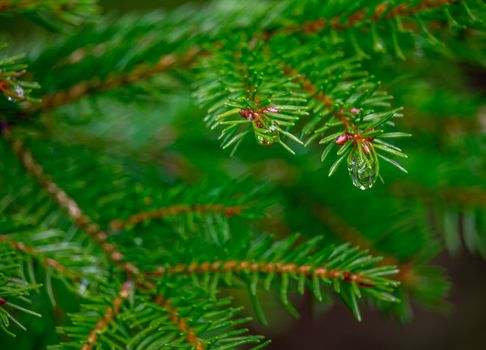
[256,122,280,146]
[78,279,89,294]
[347,142,378,190]
[15,85,24,99]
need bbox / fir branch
[0,0,98,28]
[295,0,457,33]
[145,234,401,321]
[153,293,205,350]
[268,35,406,188]
[195,39,307,154]
[1,129,139,277]
[81,281,132,350]
[148,260,378,288]
[0,235,81,282]
[0,46,40,112]
[110,203,243,231]
[36,48,200,112]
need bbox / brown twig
[81,281,132,350]
[154,293,205,350]
[26,1,455,114]
[36,48,201,111]
[147,260,376,288]
[0,234,81,281]
[0,0,86,13]
[110,203,243,230]
[1,130,209,349]
[294,0,457,34]
[1,129,139,277]
[282,65,359,132]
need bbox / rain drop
[347,143,378,190]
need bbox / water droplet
[256,125,279,146]
[78,279,89,294]
[15,85,24,98]
[347,144,378,190]
[7,96,16,103]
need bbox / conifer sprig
[194,38,308,155]
[148,233,400,322]
[2,129,139,277]
[0,0,98,29]
[1,0,485,346]
[0,46,39,112]
[0,227,103,335]
[80,281,132,350]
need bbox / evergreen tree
[1,0,485,348]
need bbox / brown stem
[36,48,201,111]
[1,130,139,277]
[110,203,243,230]
[282,65,358,132]
[1,132,207,350]
[81,281,132,350]
[0,235,81,281]
[154,293,205,350]
[147,260,376,288]
[294,0,457,34]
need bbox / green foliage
[156,233,400,323]
[0,0,485,348]
[0,225,103,336]
[52,284,268,350]
[0,45,39,113]
[0,0,99,29]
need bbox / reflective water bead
[15,85,24,98]
[347,143,378,190]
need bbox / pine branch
[153,292,205,350]
[293,0,457,33]
[80,281,132,350]
[268,35,407,188]
[280,0,484,58]
[55,284,267,349]
[1,130,270,346]
[110,203,244,231]
[0,45,39,113]
[123,289,267,350]
[0,242,41,336]
[149,259,381,288]
[0,235,81,282]
[1,129,139,277]
[36,48,200,112]
[0,0,98,29]
[146,233,400,322]
[0,225,100,336]
[195,38,307,155]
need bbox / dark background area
[263,252,486,350]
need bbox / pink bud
[350,108,360,115]
[239,109,254,120]
[265,107,279,113]
[336,133,350,145]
